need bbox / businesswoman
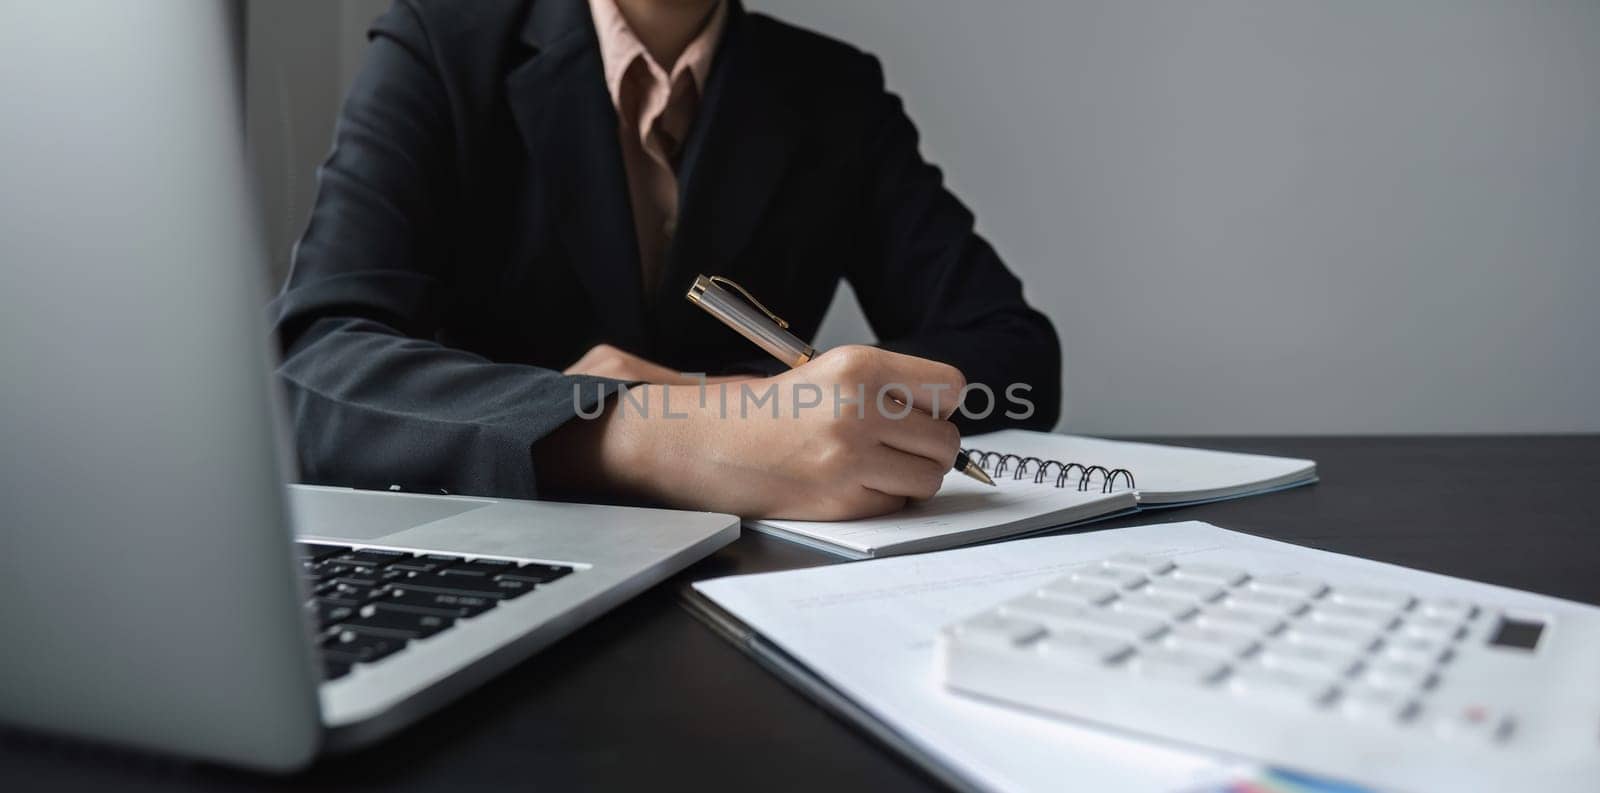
[270,0,1061,520]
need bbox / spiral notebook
[746,431,1317,559]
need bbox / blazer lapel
[653,7,799,331]
[506,0,649,352]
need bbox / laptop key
[311,600,357,628]
[381,587,498,618]
[387,558,449,573]
[404,572,535,599]
[321,582,385,606]
[376,567,422,584]
[417,553,467,564]
[333,573,383,588]
[322,630,407,664]
[500,564,574,585]
[440,559,520,577]
[328,549,411,567]
[340,605,454,639]
[296,543,351,561]
[310,562,355,581]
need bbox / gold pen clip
[705,275,790,330]
[687,274,817,367]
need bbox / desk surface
[3,436,1598,792]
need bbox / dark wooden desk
[4,436,1598,791]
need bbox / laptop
[0,1,738,771]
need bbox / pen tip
[964,461,996,486]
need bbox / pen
[686,275,996,486]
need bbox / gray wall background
[248,1,1600,435]
[246,0,386,287]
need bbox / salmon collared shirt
[587,0,728,292]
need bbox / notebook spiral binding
[961,448,1136,494]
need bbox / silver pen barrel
[686,276,816,368]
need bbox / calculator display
[1487,616,1544,650]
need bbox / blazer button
[662,218,677,238]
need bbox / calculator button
[1037,578,1119,606]
[1196,609,1284,636]
[1339,685,1417,722]
[948,613,1046,649]
[1258,643,1362,678]
[1071,567,1148,590]
[1101,553,1176,576]
[1431,704,1514,744]
[1223,591,1309,617]
[1164,625,1260,658]
[1172,564,1249,587]
[1310,603,1399,632]
[1248,575,1329,600]
[1420,599,1479,622]
[1035,630,1133,667]
[1330,586,1415,612]
[1001,597,1166,641]
[1362,659,1437,692]
[1228,666,1337,706]
[1144,579,1225,603]
[1400,616,1465,643]
[1283,622,1381,654]
[1000,596,1095,627]
[1382,636,1452,666]
[1113,592,1199,621]
[1130,648,1228,684]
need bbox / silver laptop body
[0,1,738,771]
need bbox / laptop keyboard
[296,542,575,681]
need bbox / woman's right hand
[547,345,968,520]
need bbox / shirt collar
[588,0,727,109]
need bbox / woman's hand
[545,345,966,521]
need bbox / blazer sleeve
[267,3,621,498]
[844,56,1062,433]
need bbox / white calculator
[939,549,1600,793]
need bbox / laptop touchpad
[289,487,495,542]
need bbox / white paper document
[692,521,1587,793]
[693,523,1246,793]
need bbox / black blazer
[269,0,1061,499]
